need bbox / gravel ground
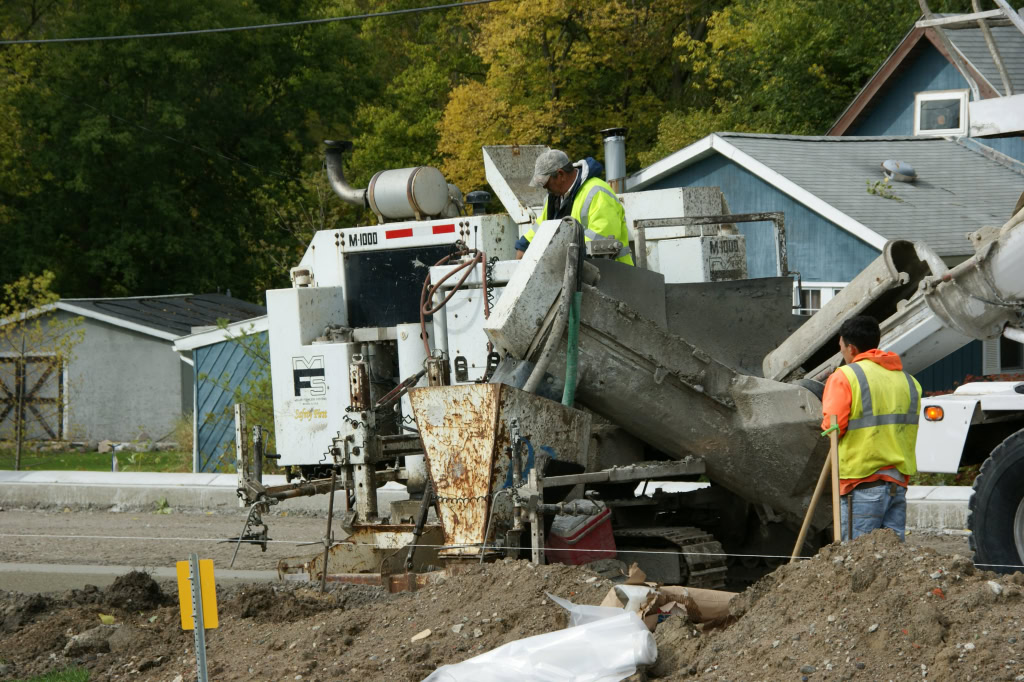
[0,507,329,571]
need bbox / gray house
[0,293,265,444]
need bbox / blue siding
[849,44,1024,163]
[194,333,267,472]
[980,136,1024,163]
[915,340,984,394]
[648,152,983,391]
[851,48,967,136]
[648,154,881,281]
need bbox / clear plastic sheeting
[422,593,657,682]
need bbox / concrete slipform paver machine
[235,139,1024,588]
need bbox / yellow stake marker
[176,558,218,630]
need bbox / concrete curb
[0,471,410,515]
[0,472,974,532]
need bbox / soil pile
[651,531,1024,681]
[0,560,615,681]
[103,571,170,611]
[2,533,1022,681]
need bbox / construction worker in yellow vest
[514,149,634,266]
[821,315,922,542]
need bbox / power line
[0,0,500,46]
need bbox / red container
[546,506,617,565]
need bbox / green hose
[561,291,582,406]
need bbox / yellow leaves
[0,271,60,318]
[438,81,560,192]
[98,613,116,625]
[0,271,84,358]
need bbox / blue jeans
[839,482,907,542]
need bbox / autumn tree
[641,0,975,164]
[438,0,724,191]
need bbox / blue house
[173,316,268,472]
[627,12,1024,392]
[829,16,1024,162]
[626,134,1023,391]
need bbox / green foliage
[910,464,980,487]
[0,0,981,303]
[439,0,723,191]
[866,177,902,201]
[641,0,975,164]
[0,0,374,300]
[0,448,191,471]
[11,667,90,682]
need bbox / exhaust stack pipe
[601,127,627,193]
[324,140,368,207]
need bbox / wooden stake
[828,415,842,543]
[790,415,842,562]
[790,447,831,563]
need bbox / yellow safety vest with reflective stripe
[836,360,921,480]
[522,176,634,266]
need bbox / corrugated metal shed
[946,24,1024,94]
[194,335,266,472]
[174,316,268,473]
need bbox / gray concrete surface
[0,471,971,531]
[0,471,410,514]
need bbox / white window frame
[793,281,848,316]
[914,89,969,137]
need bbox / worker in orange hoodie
[821,315,922,542]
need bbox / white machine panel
[445,287,502,382]
[645,235,747,283]
[915,396,978,474]
[267,286,359,466]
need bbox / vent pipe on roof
[324,140,368,208]
[882,159,917,182]
[601,127,627,193]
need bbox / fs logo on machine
[292,356,326,398]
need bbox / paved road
[0,508,325,592]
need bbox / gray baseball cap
[529,149,570,188]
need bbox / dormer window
[914,90,969,137]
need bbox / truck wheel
[968,430,1024,573]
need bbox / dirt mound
[103,571,169,610]
[1,593,49,633]
[647,530,1024,680]
[0,559,615,681]
[5,534,1018,682]
[222,582,387,622]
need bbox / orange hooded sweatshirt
[821,349,910,495]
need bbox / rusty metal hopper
[409,383,591,559]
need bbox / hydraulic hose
[561,222,586,406]
[561,290,582,406]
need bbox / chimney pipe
[324,140,368,207]
[600,127,627,193]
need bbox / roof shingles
[61,293,266,337]
[718,133,1024,257]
